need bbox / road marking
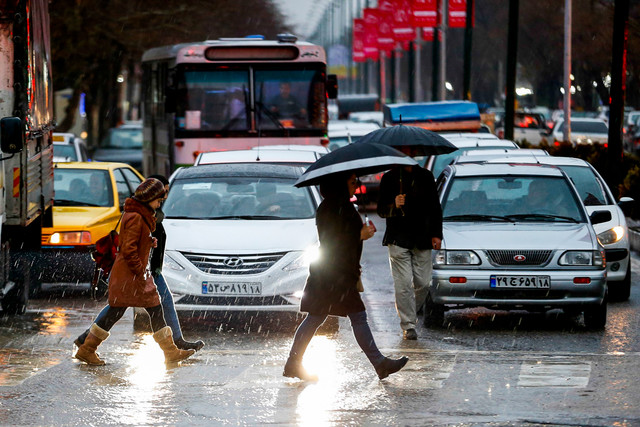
[518,358,591,388]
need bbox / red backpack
[90,214,123,299]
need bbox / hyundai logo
[514,255,526,262]
[223,257,244,267]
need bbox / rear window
[558,121,608,134]
[53,145,77,160]
[101,128,143,149]
[428,145,516,178]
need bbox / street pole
[414,29,423,102]
[380,51,387,106]
[438,0,447,100]
[562,0,571,144]
[432,29,440,101]
[606,0,629,198]
[504,0,519,142]
[409,41,415,102]
[462,0,474,100]
[394,43,401,102]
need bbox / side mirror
[326,74,338,99]
[1,117,25,154]
[590,210,612,225]
[618,196,634,216]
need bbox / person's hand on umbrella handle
[360,224,376,241]
[395,194,406,208]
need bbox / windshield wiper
[444,214,515,222]
[54,199,101,207]
[255,101,286,130]
[507,214,579,223]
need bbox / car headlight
[163,253,185,271]
[559,250,605,267]
[434,250,481,265]
[48,231,91,245]
[597,226,625,245]
[283,245,320,272]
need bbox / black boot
[375,356,409,380]
[174,336,205,352]
[74,328,90,347]
[283,357,318,381]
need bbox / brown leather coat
[108,198,160,308]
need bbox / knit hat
[134,178,166,203]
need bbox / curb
[630,227,640,253]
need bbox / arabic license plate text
[202,282,262,295]
[490,275,550,288]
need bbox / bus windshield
[175,65,326,133]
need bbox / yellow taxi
[36,162,144,290]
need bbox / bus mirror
[326,75,338,99]
[165,89,177,113]
[0,117,25,154]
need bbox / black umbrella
[294,142,417,187]
[355,124,458,156]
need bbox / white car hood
[164,218,318,253]
[442,222,597,250]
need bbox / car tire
[133,308,152,332]
[422,292,445,328]
[583,294,607,330]
[609,263,631,302]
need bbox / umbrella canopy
[294,142,417,187]
[355,125,458,156]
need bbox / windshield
[101,127,142,149]
[164,176,317,220]
[429,146,514,178]
[175,65,326,133]
[53,145,77,160]
[54,169,114,207]
[558,121,608,134]
[442,175,585,222]
[558,165,611,206]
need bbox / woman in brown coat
[74,178,195,365]
[283,173,409,381]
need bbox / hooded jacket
[108,197,160,308]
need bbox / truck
[0,0,55,314]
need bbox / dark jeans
[96,304,166,333]
[289,311,385,366]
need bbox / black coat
[300,197,366,317]
[149,208,166,277]
[377,165,443,250]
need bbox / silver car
[427,163,610,329]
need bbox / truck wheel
[423,292,445,328]
[609,263,631,302]
[584,294,607,330]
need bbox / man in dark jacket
[377,160,443,340]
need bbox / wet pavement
[1,215,640,426]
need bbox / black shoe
[283,358,318,382]
[403,328,418,340]
[375,356,409,380]
[174,337,205,352]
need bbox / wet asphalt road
[1,214,640,426]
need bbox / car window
[120,167,143,189]
[558,165,611,206]
[558,121,608,133]
[113,169,134,206]
[53,169,113,207]
[164,176,317,220]
[430,146,514,178]
[442,175,585,222]
[53,145,77,161]
[101,127,143,149]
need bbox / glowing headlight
[559,250,605,267]
[434,250,481,265]
[163,253,185,271]
[48,231,91,245]
[283,246,320,272]
[597,226,624,245]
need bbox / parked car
[495,112,549,145]
[452,148,549,165]
[550,118,608,146]
[52,132,89,162]
[336,94,380,119]
[327,120,380,151]
[348,111,384,127]
[426,162,610,329]
[484,155,633,301]
[194,147,326,167]
[422,133,518,179]
[92,121,143,172]
[34,162,144,293]
[161,163,322,314]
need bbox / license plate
[201,282,262,295]
[490,275,550,288]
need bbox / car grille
[181,252,287,275]
[486,250,552,266]
[175,295,293,306]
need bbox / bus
[141,34,337,177]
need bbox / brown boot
[74,324,109,365]
[153,326,195,363]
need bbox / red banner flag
[363,8,380,60]
[353,18,366,63]
[411,0,438,28]
[377,1,396,53]
[448,0,467,28]
[391,0,416,42]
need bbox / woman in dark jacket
[74,178,195,365]
[284,173,409,381]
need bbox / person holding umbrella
[359,126,452,340]
[284,172,409,381]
